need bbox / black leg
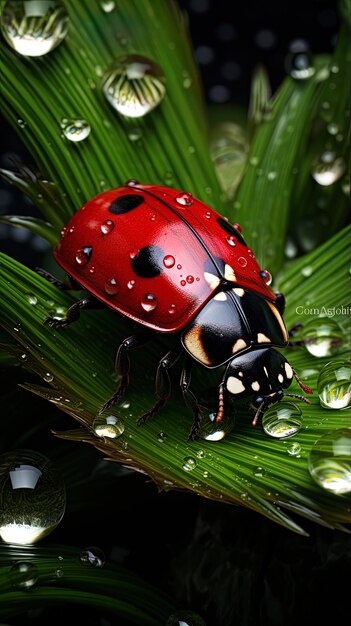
[180,358,203,440]
[36,267,81,290]
[99,330,154,414]
[44,294,101,328]
[137,346,182,425]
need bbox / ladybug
[39,181,312,439]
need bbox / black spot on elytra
[217,217,247,246]
[131,245,164,278]
[109,194,144,214]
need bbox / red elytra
[54,183,276,333]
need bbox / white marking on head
[214,291,227,301]
[224,264,236,281]
[233,288,244,297]
[285,362,293,379]
[257,333,271,343]
[251,381,260,391]
[278,373,284,383]
[232,338,247,354]
[226,376,245,394]
[204,272,220,289]
[238,371,244,377]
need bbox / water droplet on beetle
[0,0,69,57]
[166,610,206,626]
[168,304,176,315]
[79,546,106,567]
[260,269,272,285]
[177,264,182,270]
[285,49,315,80]
[262,403,303,438]
[204,210,211,219]
[127,279,135,289]
[26,293,37,305]
[180,279,186,286]
[301,318,344,358]
[175,192,193,206]
[186,275,194,284]
[237,256,247,268]
[62,119,91,142]
[311,151,346,186]
[182,457,197,471]
[141,293,157,312]
[102,54,166,118]
[287,442,301,456]
[10,561,38,590]
[105,277,119,295]
[101,0,115,11]
[100,219,114,235]
[317,360,351,409]
[93,414,125,438]
[163,255,175,268]
[0,449,66,545]
[75,246,92,265]
[226,236,236,246]
[308,428,351,494]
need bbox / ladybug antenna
[292,368,313,395]
[252,401,265,427]
[214,383,225,423]
[283,392,311,405]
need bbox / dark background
[1,2,349,626]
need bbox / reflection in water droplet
[166,610,206,626]
[308,428,351,494]
[26,293,38,305]
[226,236,236,247]
[260,269,272,285]
[100,219,114,235]
[175,192,193,206]
[105,277,119,295]
[102,54,166,118]
[0,0,69,57]
[93,414,125,438]
[0,449,66,545]
[285,50,315,80]
[62,119,91,142]
[141,293,157,312]
[10,562,38,590]
[287,442,301,456]
[163,255,175,268]
[301,318,344,358]
[262,403,303,438]
[317,360,351,409]
[311,151,346,186]
[182,457,197,471]
[79,546,106,567]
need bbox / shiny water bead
[175,192,193,206]
[301,318,344,358]
[0,0,69,57]
[100,219,114,235]
[209,122,247,199]
[0,449,66,545]
[182,456,197,471]
[166,611,206,626]
[285,49,315,80]
[93,414,125,438]
[62,119,91,142]
[262,403,303,439]
[79,546,106,567]
[196,393,235,441]
[311,151,346,186]
[141,293,157,312]
[308,428,351,495]
[102,54,166,118]
[260,269,272,285]
[9,561,38,590]
[317,360,351,409]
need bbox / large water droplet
[9,561,38,590]
[287,442,301,456]
[26,293,38,305]
[300,318,344,358]
[175,192,193,206]
[62,119,91,142]
[262,403,303,438]
[285,49,315,80]
[93,414,125,438]
[104,277,119,295]
[100,219,114,235]
[182,457,197,471]
[75,246,92,266]
[311,151,346,186]
[102,54,166,118]
[141,293,157,312]
[0,0,69,57]
[308,428,351,495]
[317,360,351,409]
[260,269,272,285]
[210,122,247,199]
[79,546,106,567]
[100,0,115,11]
[163,254,175,268]
[166,611,206,626]
[0,449,66,545]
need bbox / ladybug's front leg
[137,346,182,426]
[180,358,203,440]
[44,295,101,328]
[36,268,81,290]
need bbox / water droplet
[166,611,206,626]
[317,360,351,409]
[163,254,175,268]
[285,49,315,80]
[100,219,114,235]
[75,246,92,266]
[267,171,277,181]
[253,466,266,477]
[180,279,186,287]
[196,450,205,459]
[301,318,344,358]
[311,151,346,186]
[237,256,247,268]
[141,293,157,312]
[285,237,298,259]
[182,457,197,471]
[79,546,106,567]
[43,372,54,383]
[0,0,69,57]
[260,269,272,285]
[55,568,64,578]
[127,127,143,142]
[186,275,194,284]
[104,277,119,295]
[342,175,350,196]
[197,390,235,441]
[226,236,236,246]
[93,414,125,438]
[26,293,37,305]
[204,210,211,219]
[127,279,135,289]
[301,266,313,277]
[101,0,115,12]
[308,428,351,494]
[20,353,27,361]
[0,449,66,545]
[177,264,182,270]
[157,432,168,443]
[17,118,27,128]
[327,122,339,136]
[9,561,38,590]
[262,403,303,438]
[287,442,301,456]
[47,306,67,321]
[62,119,91,142]
[102,54,166,118]
[175,192,193,206]
[168,304,176,315]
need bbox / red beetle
[40,181,311,438]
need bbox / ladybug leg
[137,346,182,426]
[36,268,81,290]
[180,358,202,440]
[99,331,154,414]
[44,295,101,328]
